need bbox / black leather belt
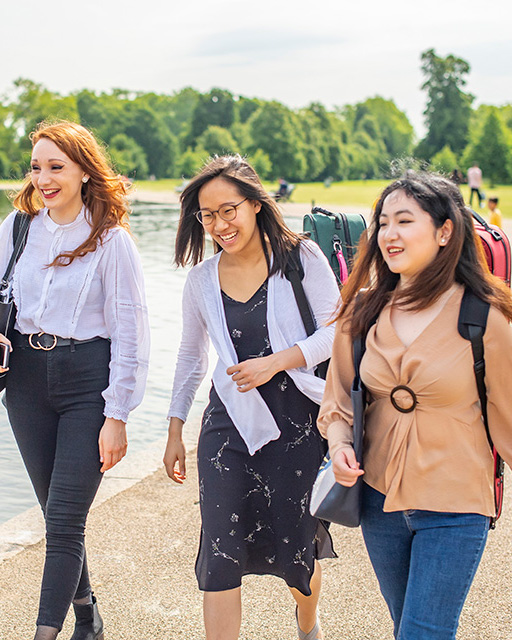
[12,331,104,351]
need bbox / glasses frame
[195,197,248,226]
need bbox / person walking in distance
[467,162,484,208]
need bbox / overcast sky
[2,0,511,138]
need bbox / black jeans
[469,187,483,207]
[5,333,111,630]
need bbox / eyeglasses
[195,198,248,226]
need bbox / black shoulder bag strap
[458,288,503,529]
[0,212,32,293]
[285,243,328,378]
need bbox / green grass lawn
[136,179,512,218]
[3,179,512,219]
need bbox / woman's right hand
[164,418,187,484]
[331,445,364,487]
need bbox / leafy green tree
[123,102,178,177]
[464,108,512,185]
[0,104,18,177]
[249,102,307,181]
[108,134,149,179]
[249,149,272,179]
[197,126,238,156]
[8,78,78,149]
[236,97,263,123]
[189,89,235,145]
[353,97,414,159]
[430,145,459,174]
[177,147,208,178]
[416,49,473,159]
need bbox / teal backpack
[303,206,367,284]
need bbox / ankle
[34,626,59,640]
[73,594,93,606]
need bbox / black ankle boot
[69,595,104,640]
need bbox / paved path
[1,448,511,639]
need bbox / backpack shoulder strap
[1,212,31,288]
[352,291,378,378]
[458,288,491,446]
[285,243,316,337]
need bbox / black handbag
[309,332,366,527]
[0,212,31,388]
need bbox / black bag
[309,332,366,526]
[0,212,31,388]
[285,244,329,379]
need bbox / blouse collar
[42,205,89,233]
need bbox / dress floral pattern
[196,281,335,595]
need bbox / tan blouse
[317,285,512,516]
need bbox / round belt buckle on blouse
[390,385,417,413]
[28,332,58,351]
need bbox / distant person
[164,155,339,640]
[488,197,503,228]
[467,162,484,207]
[0,121,150,640]
[277,177,290,199]
[450,168,463,187]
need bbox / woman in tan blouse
[318,171,512,639]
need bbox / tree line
[0,49,511,184]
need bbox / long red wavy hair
[13,120,131,266]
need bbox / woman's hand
[164,418,186,484]
[0,333,12,374]
[98,417,127,472]
[226,355,278,392]
[331,445,364,487]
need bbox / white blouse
[168,240,340,454]
[0,208,150,423]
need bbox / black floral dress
[196,281,335,595]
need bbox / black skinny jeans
[5,333,111,630]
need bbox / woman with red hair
[0,121,149,640]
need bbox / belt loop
[70,338,76,353]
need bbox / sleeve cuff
[104,405,129,423]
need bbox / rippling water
[0,201,212,524]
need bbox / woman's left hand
[98,417,128,472]
[227,355,278,392]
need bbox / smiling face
[30,138,88,222]
[197,177,262,257]
[377,190,452,285]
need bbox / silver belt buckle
[28,332,58,351]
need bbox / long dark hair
[175,155,300,276]
[338,171,512,336]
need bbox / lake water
[0,191,304,524]
[0,198,211,524]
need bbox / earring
[82,176,89,183]
[440,238,446,245]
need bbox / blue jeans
[5,334,111,630]
[361,483,489,640]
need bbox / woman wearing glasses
[164,155,339,640]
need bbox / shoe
[69,594,104,640]
[295,605,321,640]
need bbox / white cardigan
[168,240,340,454]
